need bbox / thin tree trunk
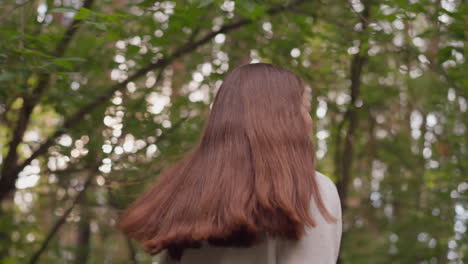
[74,201,91,264]
[126,238,138,264]
[335,1,372,263]
[336,41,369,211]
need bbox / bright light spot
[16,160,41,189]
[412,37,425,47]
[113,129,121,138]
[316,130,329,140]
[123,134,135,152]
[23,130,40,142]
[188,80,200,91]
[447,88,456,102]
[262,22,272,32]
[336,93,351,105]
[146,76,156,88]
[146,144,158,157]
[458,97,467,112]
[350,0,364,12]
[193,72,204,82]
[426,113,437,127]
[96,176,105,186]
[71,149,80,158]
[127,82,136,93]
[410,110,423,129]
[129,36,141,46]
[392,19,404,30]
[146,92,170,114]
[220,63,229,72]
[154,29,164,37]
[316,100,328,119]
[347,46,359,55]
[215,33,226,44]
[16,174,40,189]
[26,233,35,242]
[112,96,122,105]
[457,182,468,193]
[37,4,47,13]
[417,54,429,64]
[110,69,122,80]
[376,129,387,139]
[409,68,422,79]
[103,116,118,127]
[153,11,169,23]
[221,1,235,12]
[114,54,125,63]
[189,90,205,102]
[422,147,432,159]
[71,81,80,90]
[368,45,380,56]
[201,63,212,76]
[428,238,437,248]
[14,191,35,212]
[114,146,124,155]
[438,13,452,24]
[58,135,73,147]
[290,48,301,58]
[99,164,111,173]
[116,40,126,49]
[250,50,260,63]
[162,120,171,128]
[417,232,429,242]
[102,144,112,153]
[353,178,362,189]
[99,158,112,173]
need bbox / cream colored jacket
[159,171,342,264]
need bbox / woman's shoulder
[274,171,342,263]
[314,171,342,218]
[315,171,339,197]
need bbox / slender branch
[0,0,307,203]
[425,59,465,97]
[0,0,95,203]
[28,164,99,264]
[55,0,95,57]
[28,111,188,262]
[0,0,34,23]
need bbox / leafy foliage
[0,0,466,263]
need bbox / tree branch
[28,164,99,264]
[0,0,95,203]
[0,0,34,23]
[0,0,307,203]
[335,5,372,263]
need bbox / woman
[117,63,342,263]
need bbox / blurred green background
[0,0,466,263]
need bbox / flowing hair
[116,63,337,260]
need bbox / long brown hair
[117,63,336,260]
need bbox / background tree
[0,0,466,263]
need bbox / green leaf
[49,7,77,13]
[0,72,17,82]
[196,0,214,8]
[53,57,86,70]
[74,7,93,20]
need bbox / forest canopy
[0,0,466,263]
